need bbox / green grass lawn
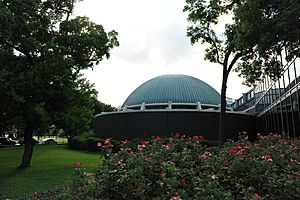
[0,145,102,199]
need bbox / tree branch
[205,30,223,65]
[223,49,232,69]
[226,52,242,78]
[0,39,34,65]
[207,23,224,65]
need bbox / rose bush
[205,133,300,199]
[30,133,300,200]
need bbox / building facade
[232,52,300,137]
[94,75,255,140]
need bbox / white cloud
[76,0,250,107]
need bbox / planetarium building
[94,74,255,140]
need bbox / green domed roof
[122,74,221,106]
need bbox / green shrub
[23,186,71,200]
[85,137,100,152]
[212,133,300,199]
[68,136,87,151]
[68,136,102,152]
[36,134,300,199]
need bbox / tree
[233,0,300,85]
[184,0,299,146]
[0,0,119,168]
[93,100,117,116]
[184,0,244,147]
[52,75,98,137]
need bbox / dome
[122,74,221,107]
[95,74,255,141]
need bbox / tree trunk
[217,52,242,148]
[19,126,34,169]
[218,66,229,148]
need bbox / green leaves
[184,0,299,86]
[36,134,300,199]
[0,0,118,136]
[56,16,119,70]
[184,0,244,73]
[233,0,300,85]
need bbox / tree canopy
[93,100,117,115]
[184,0,299,145]
[233,0,300,85]
[0,0,119,168]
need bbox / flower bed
[30,133,300,200]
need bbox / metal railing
[254,50,300,137]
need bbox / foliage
[0,0,118,167]
[93,99,117,115]
[208,133,300,199]
[24,186,71,200]
[0,145,101,199]
[184,0,299,87]
[68,135,144,153]
[54,76,98,137]
[68,135,100,152]
[233,0,300,85]
[184,0,241,64]
[40,134,300,199]
[183,0,297,144]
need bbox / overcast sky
[75,0,250,108]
